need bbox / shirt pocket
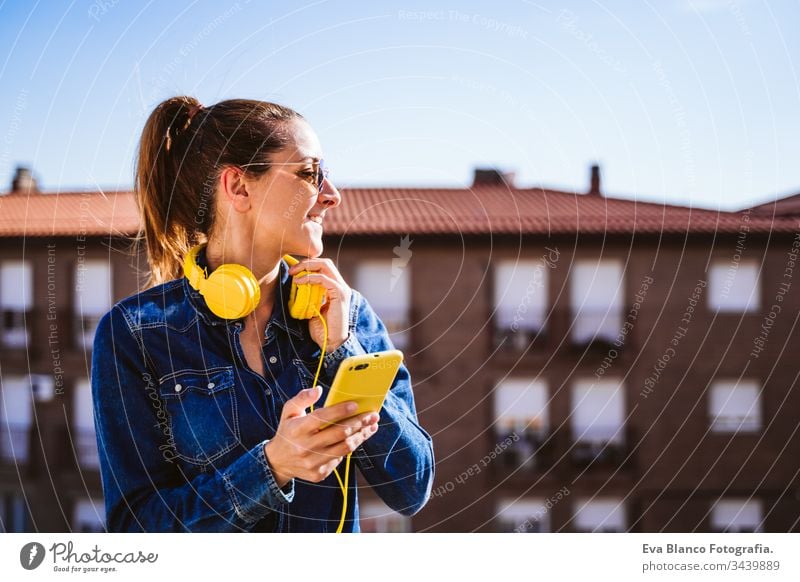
[158,366,240,465]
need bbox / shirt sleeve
[91,305,294,532]
[321,291,435,516]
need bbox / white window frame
[73,379,99,469]
[73,260,112,350]
[73,497,106,533]
[708,259,760,313]
[493,259,548,341]
[497,497,549,532]
[571,379,625,444]
[710,498,763,533]
[0,375,33,463]
[709,379,762,433]
[570,259,624,345]
[354,259,411,350]
[0,260,33,348]
[573,497,626,532]
[493,379,549,435]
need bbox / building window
[0,375,33,463]
[0,492,30,532]
[570,259,624,346]
[493,259,548,349]
[74,260,112,350]
[73,379,99,469]
[709,379,761,433]
[359,499,411,532]
[496,498,549,532]
[710,498,763,532]
[355,260,410,350]
[0,260,32,348]
[73,497,106,532]
[493,379,549,470]
[573,498,626,532]
[709,260,760,312]
[570,379,626,466]
[571,379,625,444]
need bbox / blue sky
[0,0,797,210]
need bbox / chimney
[587,164,602,196]
[472,167,515,188]
[10,165,38,194]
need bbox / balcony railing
[490,307,634,355]
[570,308,624,349]
[494,429,554,473]
[492,325,548,352]
[709,414,760,433]
[1,309,31,349]
[570,425,631,469]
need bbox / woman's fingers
[311,412,379,447]
[304,401,359,433]
[270,412,380,483]
[292,272,348,300]
[289,257,347,286]
[319,422,380,459]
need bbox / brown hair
[133,96,303,289]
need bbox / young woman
[91,96,434,532]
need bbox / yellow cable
[307,302,350,533]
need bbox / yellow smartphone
[320,349,404,428]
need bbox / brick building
[1,164,799,532]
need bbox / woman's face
[244,118,341,259]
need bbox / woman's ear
[219,166,252,213]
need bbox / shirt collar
[183,245,304,340]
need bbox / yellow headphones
[282,254,327,320]
[182,243,326,320]
[183,243,351,533]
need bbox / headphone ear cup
[306,281,326,317]
[289,273,326,319]
[290,282,312,320]
[200,264,261,319]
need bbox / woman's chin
[288,234,323,258]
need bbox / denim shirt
[91,247,435,532]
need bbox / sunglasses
[240,159,329,193]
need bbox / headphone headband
[183,244,208,291]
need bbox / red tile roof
[1,186,796,237]
[0,190,139,237]
[748,192,800,217]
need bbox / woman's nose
[318,177,341,208]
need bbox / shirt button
[269,356,277,364]
[207,382,215,389]
[174,384,182,392]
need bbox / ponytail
[133,96,302,289]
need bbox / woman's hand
[264,386,379,487]
[288,257,351,353]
